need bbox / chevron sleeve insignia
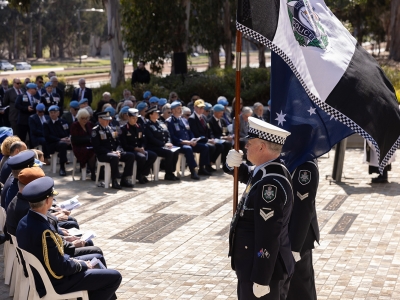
[296,191,309,201]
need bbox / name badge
[46,97,50,103]
[161,124,167,130]
[174,123,180,131]
[112,131,118,138]
[100,133,107,140]
[23,95,28,102]
[138,132,143,139]
[54,97,60,103]
[62,124,68,130]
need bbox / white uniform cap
[246,117,290,145]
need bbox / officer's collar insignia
[299,170,311,185]
[262,184,277,202]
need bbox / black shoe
[198,168,211,176]
[371,176,388,183]
[120,178,134,188]
[138,175,148,184]
[164,173,176,181]
[116,173,122,179]
[206,165,216,172]
[91,173,96,181]
[59,169,66,176]
[191,172,200,180]
[112,179,122,189]
[0,234,7,245]
[143,176,149,183]
[173,174,180,181]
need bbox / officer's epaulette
[92,125,99,130]
[166,116,172,122]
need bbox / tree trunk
[28,15,33,58]
[58,41,65,58]
[223,0,232,68]
[209,51,220,68]
[13,27,17,59]
[183,0,190,53]
[104,0,125,88]
[246,39,250,67]
[389,0,400,61]
[37,23,43,58]
[257,43,266,68]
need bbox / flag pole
[233,30,242,215]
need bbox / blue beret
[69,101,79,109]
[158,98,167,106]
[204,102,212,111]
[213,104,225,112]
[48,105,59,112]
[78,98,88,105]
[217,97,229,106]
[120,106,130,114]
[143,91,152,99]
[104,106,116,117]
[36,103,45,111]
[26,83,37,89]
[44,82,52,88]
[8,151,36,170]
[149,96,159,103]
[22,176,59,203]
[268,100,271,106]
[171,101,182,109]
[136,102,148,111]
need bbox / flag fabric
[237,0,400,172]
[270,51,354,172]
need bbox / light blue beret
[171,101,182,109]
[48,105,59,112]
[143,91,152,99]
[69,101,79,109]
[149,96,159,103]
[213,104,225,112]
[136,102,148,111]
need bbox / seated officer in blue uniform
[120,108,157,184]
[91,111,135,189]
[224,117,295,299]
[40,81,61,113]
[16,176,122,300]
[43,105,71,176]
[15,82,41,146]
[29,103,50,161]
[166,101,211,180]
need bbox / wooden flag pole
[233,30,242,215]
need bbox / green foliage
[381,66,400,103]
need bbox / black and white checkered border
[236,21,399,173]
[248,127,286,144]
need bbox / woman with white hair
[70,108,96,180]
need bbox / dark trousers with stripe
[286,249,317,300]
[237,273,291,300]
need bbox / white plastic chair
[152,157,162,181]
[10,234,29,300]
[72,155,86,181]
[19,248,89,300]
[120,161,137,184]
[176,153,186,177]
[95,160,111,188]
[50,152,59,174]
[215,154,222,170]
[1,207,15,290]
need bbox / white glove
[226,149,243,168]
[253,283,270,298]
[292,251,301,262]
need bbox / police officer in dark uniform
[144,106,180,181]
[16,176,122,300]
[15,82,40,145]
[120,108,157,184]
[43,105,71,176]
[224,117,294,299]
[91,111,135,189]
[41,82,61,113]
[167,101,211,180]
[287,160,319,300]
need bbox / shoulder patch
[298,170,311,185]
[91,130,97,137]
[262,184,277,202]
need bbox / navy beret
[22,176,59,203]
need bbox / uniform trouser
[208,142,224,164]
[9,118,18,137]
[237,273,291,300]
[97,152,135,181]
[147,147,179,173]
[32,137,50,158]
[53,254,121,300]
[134,150,157,178]
[286,249,317,300]
[50,142,71,166]
[17,124,30,147]
[73,247,107,267]
[192,143,210,167]
[221,141,233,164]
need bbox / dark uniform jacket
[43,118,70,153]
[16,210,88,298]
[91,124,120,156]
[225,158,295,285]
[72,87,93,106]
[15,92,40,125]
[167,115,194,146]
[145,120,171,148]
[120,122,146,152]
[41,92,62,112]
[29,114,50,146]
[208,116,230,139]
[289,160,320,253]
[188,113,212,141]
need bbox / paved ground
[1,147,400,299]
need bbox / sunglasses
[184,114,191,117]
[38,111,45,114]
[15,82,21,85]
[38,81,43,84]
[166,111,172,114]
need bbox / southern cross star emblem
[275,110,287,126]
[307,107,316,116]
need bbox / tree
[390,0,400,61]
